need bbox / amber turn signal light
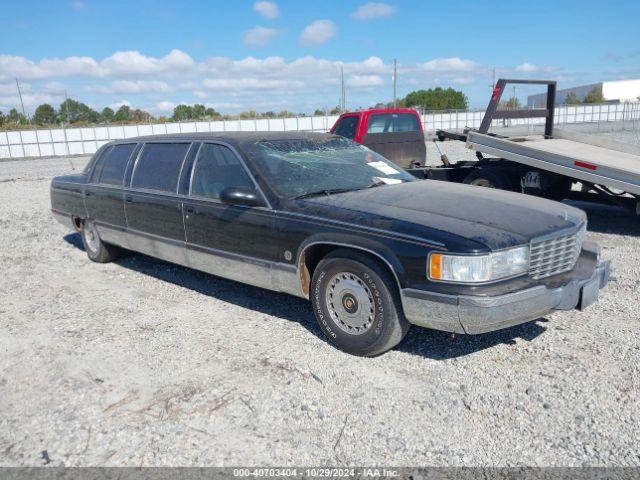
[429,253,443,280]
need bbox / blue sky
[1,0,639,116]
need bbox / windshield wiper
[292,187,357,200]
[367,179,387,188]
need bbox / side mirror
[219,186,265,207]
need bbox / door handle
[85,192,92,197]
[184,206,195,214]
[125,195,133,203]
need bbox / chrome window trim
[187,140,272,210]
[130,141,192,195]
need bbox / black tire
[544,176,572,201]
[80,219,121,263]
[310,249,410,356]
[463,168,514,191]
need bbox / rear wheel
[310,250,410,356]
[463,168,514,190]
[81,220,121,263]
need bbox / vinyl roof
[109,131,337,147]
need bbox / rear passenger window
[191,144,254,200]
[333,116,358,139]
[366,113,420,133]
[98,144,136,186]
[132,143,190,192]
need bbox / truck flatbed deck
[467,129,640,195]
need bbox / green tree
[99,107,115,123]
[583,87,605,104]
[58,98,98,123]
[239,110,257,119]
[502,97,521,110]
[404,87,468,111]
[0,110,5,126]
[329,106,341,115]
[129,109,148,123]
[113,105,132,122]
[564,92,581,105]
[7,108,28,125]
[205,107,220,118]
[172,104,194,121]
[192,104,206,119]
[33,104,57,125]
[313,109,325,116]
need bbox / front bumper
[401,242,611,334]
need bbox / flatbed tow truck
[409,79,640,213]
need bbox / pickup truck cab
[51,132,610,356]
[331,108,425,169]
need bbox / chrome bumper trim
[401,257,610,335]
[51,210,75,230]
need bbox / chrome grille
[529,224,586,279]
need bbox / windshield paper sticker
[377,177,402,185]
[369,161,400,175]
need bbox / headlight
[428,246,529,283]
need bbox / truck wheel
[545,177,572,201]
[463,169,513,191]
[81,220,121,263]
[310,250,410,356]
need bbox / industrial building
[527,79,640,107]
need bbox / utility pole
[340,65,345,112]
[392,59,397,108]
[64,90,70,126]
[15,78,29,123]
[489,68,496,92]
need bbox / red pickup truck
[330,108,426,169]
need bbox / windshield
[244,136,415,199]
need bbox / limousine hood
[292,180,585,251]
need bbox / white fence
[1,102,639,160]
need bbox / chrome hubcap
[84,221,100,253]
[325,272,374,335]
[471,178,494,188]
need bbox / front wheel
[463,168,514,190]
[311,250,410,356]
[81,220,121,263]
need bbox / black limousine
[51,132,610,356]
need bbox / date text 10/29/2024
[233,468,400,478]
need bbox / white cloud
[421,57,479,72]
[516,62,538,73]
[351,2,396,20]
[101,49,195,77]
[348,75,384,87]
[2,50,558,114]
[300,20,337,47]
[202,77,305,92]
[150,101,176,114]
[253,1,279,19]
[70,1,86,11]
[117,80,169,93]
[109,100,131,110]
[243,26,280,47]
[0,92,62,111]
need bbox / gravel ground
[0,149,639,467]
